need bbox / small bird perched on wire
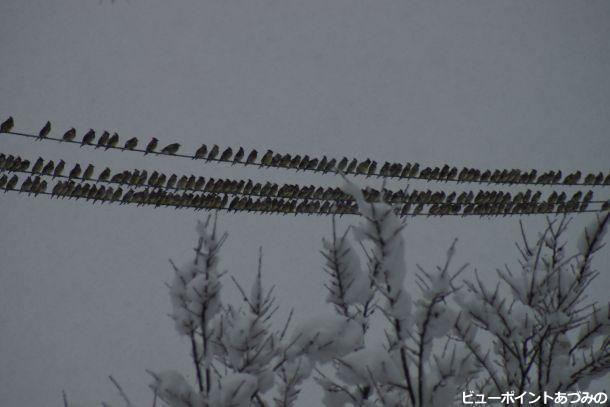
[144,137,158,155]
[42,160,54,175]
[81,129,95,147]
[62,128,76,142]
[105,133,120,150]
[245,149,257,165]
[83,164,94,180]
[1,116,15,133]
[233,147,244,165]
[220,147,233,161]
[68,164,82,179]
[96,131,110,149]
[161,143,180,155]
[32,157,44,174]
[207,144,219,161]
[261,150,273,166]
[38,121,51,140]
[53,160,65,178]
[98,167,111,182]
[6,174,18,191]
[123,137,138,150]
[194,144,207,159]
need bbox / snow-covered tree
[454,213,610,406]
[64,183,609,407]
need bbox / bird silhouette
[194,144,207,159]
[207,145,219,161]
[69,164,82,179]
[346,158,358,174]
[32,157,44,174]
[83,164,94,180]
[105,133,120,150]
[5,174,18,191]
[53,160,65,178]
[96,131,110,149]
[279,153,291,168]
[124,137,138,150]
[38,121,51,140]
[233,147,244,165]
[356,159,371,175]
[42,160,54,175]
[145,138,159,155]
[337,157,348,172]
[81,129,95,147]
[245,150,257,165]
[316,156,328,172]
[21,177,33,193]
[220,147,233,161]
[62,128,76,142]
[261,150,273,166]
[98,167,111,182]
[0,116,14,133]
[166,174,177,189]
[161,143,181,155]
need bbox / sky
[0,0,609,405]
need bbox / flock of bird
[2,116,610,187]
[1,116,609,217]
[2,172,608,217]
[0,153,604,207]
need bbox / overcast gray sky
[1,0,609,405]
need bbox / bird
[316,156,328,172]
[245,149,257,165]
[81,129,95,146]
[20,177,33,193]
[83,164,94,180]
[324,158,336,173]
[207,145,219,161]
[32,157,44,174]
[145,138,159,155]
[1,116,14,133]
[96,131,110,149]
[62,128,76,142]
[42,160,54,175]
[194,176,206,191]
[337,157,348,172]
[124,137,138,150]
[194,144,207,159]
[98,167,111,182]
[105,133,120,150]
[38,121,51,140]
[356,159,371,175]
[220,147,233,161]
[166,174,177,189]
[6,174,18,191]
[261,150,274,166]
[346,158,358,174]
[161,143,181,155]
[53,160,65,178]
[233,147,244,165]
[0,174,7,189]
[69,164,82,179]
[177,175,188,190]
